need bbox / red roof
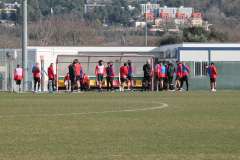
[176,12,186,19]
[144,12,154,20]
[160,12,170,19]
[192,12,202,18]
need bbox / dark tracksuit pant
[180,76,189,91]
[106,76,113,91]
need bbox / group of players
[61,59,217,92]
[65,59,134,92]
[13,59,218,93]
[153,61,191,92]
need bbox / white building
[158,43,240,90]
[1,43,240,91]
[0,47,161,91]
[140,2,160,14]
[177,6,193,18]
[135,21,146,28]
[159,6,193,19]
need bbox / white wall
[211,50,240,61]
[28,46,162,91]
[180,50,209,61]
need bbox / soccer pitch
[0,91,240,160]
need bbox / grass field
[0,91,240,160]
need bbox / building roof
[181,43,240,48]
[27,46,162,53]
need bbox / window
[165,50,171,59]
[159,52,164,59]
[202,62,208,76]
[194,62,201,76]
[172,49,178,58]
[194,61,208,77]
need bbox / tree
[183,27,208,42]
[28,0,42,21]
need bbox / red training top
[95,65,106,76]
[32,66,40,78]
[14,68,23,81]
[155,64,160,78]
[120,66,128,78]
[48,66,54,79]
[182,64,190,77]
[210,65,218,79]
[64,74,70,81]
[83,74,90,84]
[74,63,82,76]
[176,63,183,78]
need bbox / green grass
[0,91,240,160]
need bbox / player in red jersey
[175,61,183,91]
[47,63,55,93]
[119,63,128,92]
[64,73,70,91]
[14,64,23,92]
[180,62,191,91]
[207,63,218,92]
[32,63,41,92]
[74,59,83,92]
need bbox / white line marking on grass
[0,103,168,118]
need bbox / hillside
[0,0,240,47]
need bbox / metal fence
[0,49,36,91]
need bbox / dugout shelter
[56,54,155,91]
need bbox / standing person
[143,60,151,91]
[32,63,41,93]
[167,62,175,90]
[155,61,161,91]
[95,60,106,91]
[119,62,128,92]
[68,61,75,92]
[159,62,167,90]
[163,62,169,90]
[47,63,55,93]
[14,64,23,92]
[106,61,115,91]
[74,59,83,92]
[127,60,133,90]
[207,63,218,92]
[156,62,166,91]
[175,61,183,91]
[180,62,191,91]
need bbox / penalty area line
[0,103,169,119]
